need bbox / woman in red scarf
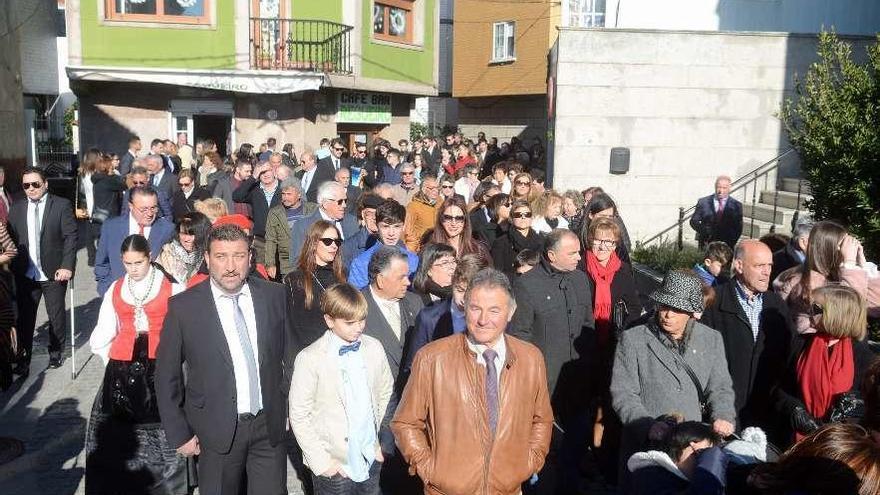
[583,217,642,483]
[776,284,877,445]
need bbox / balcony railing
[250,18,353,74]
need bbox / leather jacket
[392,333,553,495]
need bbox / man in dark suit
[362,245,424,494]
[689,175,743,249]
[120,166,173,220]
[771,219,812,284]
[334,166,362,213]
[289,181,359,261]
[117,135,141,177]
[156,224,293,494]
[701,240,793,444]
[7,167,78,372]
[295,150,335,203]
[95,186,175,295]
[420,136,440,176]
[318,138,353,172]
[145,153,179,200]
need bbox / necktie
[384,300,402,340]
[225,294,260,413]
[483,348,499,433]
[339,341,361,356]
[31,200,42,269]
[138,224,144,236]
[716,198,726,222]
[333,158,339,170]
[151,174,158,187]
[0,190,8,220]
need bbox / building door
[338,125,385,157]
[169,100,235,158]
[251,0,288,69]
[194,115,233,157]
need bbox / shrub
[632,240,704,275]
[780,31,880,259]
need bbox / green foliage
[64,102,79,147]
[632,241,704,275]
[780,31,880,258]
[409,122,429,142]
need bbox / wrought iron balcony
[249,18,353,74]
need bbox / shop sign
[336,91,391,124]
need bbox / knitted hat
[649,270,705,314]
[213,214,252,232]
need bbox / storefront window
[106,0,210,24]
[373,0,414,44]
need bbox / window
[104,0,210,24]
[492,21,515,63]
[566,0,605,28]
[373,0,414,44]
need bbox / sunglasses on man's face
[325,198,348,206]
[511,211,532,219]
[319,237,342,247]
[22,181,43,190]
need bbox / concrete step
[779,178,811,195]
[760,190,812,210]
[743,202,805,226]
[740,217,783,239]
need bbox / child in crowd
[289,283,393,495]
[515,248,540,275]
[693,241,733,287]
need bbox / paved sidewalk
[0,249,308,494]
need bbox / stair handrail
[638,148,797,249]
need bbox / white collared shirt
[152,168,165,187]
[319,209,346,240]
[210,280,264,414]
[301,167,317,193]
[25,194,48,281]
[128,214,152,239]
[466,334,507,383]
[369,286,401,339]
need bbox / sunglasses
[333,147,345,151]
[179,181,192,187]
[325,198,348,205]
[511,211,532,219]
[319,237,342,247]
[810,303,824,316]
[515,181,530,186]
[442,214,465,223]
[441,184,454,189]
[131,180,148,186]
[22,181,43,190]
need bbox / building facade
[67,0,438,155]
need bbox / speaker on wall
[610,147,630,174]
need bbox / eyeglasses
[432,259,457,269]
[591,239,618,249]
[333,147,345,152]
[319,237,342,247]
[135,206,159,214]
[442,214,465,223]
[324,198,348,206]
[401,171,415,176]
[515,181,530,186]
[810,303,824,316]
[179,181,192,187]
[22,181,43,190]
[511,211,532,219]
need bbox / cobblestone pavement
[0,249,308,494]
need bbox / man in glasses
[295,150,335,203]
[335,166,362,214]
[95,186,175,295]
[391,162,418,207]
[290,181,359,260]
[318,138,352,172]
[420,136,440,176]
[7,167,78,372]
[348,199,419,290]
[120,166,173,220]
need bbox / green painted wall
[361,0,436,86]
[80,1,236,69]
[292,0,342,23]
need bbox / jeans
[312,461,381,495]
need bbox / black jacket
[155,277,294,453]
[509,257,595,419]
[171,187,212,221]
[283,265,343,355]
[91,172,126,220]
[700,281,793,438]
[689,194,743,248]
[771,241,804,284]
[8,194,78,277]
[490,227,544,276]
[232,177,281,237]
[295,162,336,203]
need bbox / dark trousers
[15,276,67,361]
[198,412,287,495]
[524,414,590,495]
[312,460,381,495]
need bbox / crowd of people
[0,130,878,495]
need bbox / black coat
[490,227,544,276]
[91,172,126,219]
[283,265,343,355]
[509,257,595,419]
[700,281,793,439]
[155,277,294,453]
[232,177,281,237]
[771,242,803,284]
[171,187,211,221]
[584,260,643,334]
[689,194,743,248]
[8,194,78,277]
[773,334,877,446]
[295,162,336,203]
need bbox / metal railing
[640,148,799,249]
[249,18,353,73]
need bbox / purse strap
[649,321,709,410]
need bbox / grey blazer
[610,320,736,426]
[361,288,423,383]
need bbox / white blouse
[89,267,185,365]
[532,215,569,234]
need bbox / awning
[66,65,324,94]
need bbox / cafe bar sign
[337,91,392,124]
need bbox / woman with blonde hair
[531,190,568,234]
[193,197,228,223]
[774,284,878,444]
[510,172,532,202]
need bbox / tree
[780,31,880,258]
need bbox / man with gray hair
[296,149,335,203]
[144,153,179,199]
[509,228,594,494]
[771,217,813,283]
[393,267,552,494]
[289,180,359,260]
[689,174,743,249]
[391,162,418,206]
[264,176,316,280]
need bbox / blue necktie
[484,348,499,434]
[339,341,361,356]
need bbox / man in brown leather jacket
[392,268,553,495]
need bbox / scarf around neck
[586,250,622,347]
[797,333,854,432]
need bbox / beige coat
[774,266,880,333]
[289,331,394,476]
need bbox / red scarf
[796,334,854,438]
[586,250,622,350]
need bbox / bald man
[701,240,793,443]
